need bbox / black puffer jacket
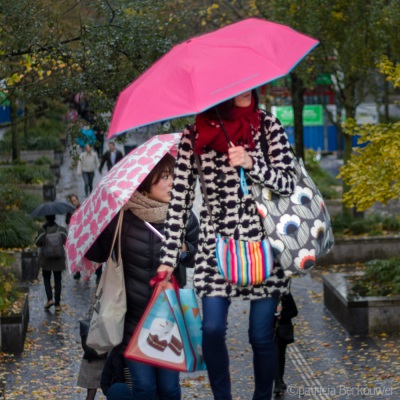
[85,210,199,345]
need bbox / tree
[339,58,400,213]
[257,0,321,160]
[0,0,97,159]
[0,1,176,158]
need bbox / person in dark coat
[85,153,199,400]
[34,215,68,312]
[273,291,298,395]
[66,193,81,226]
[99,142,124,173]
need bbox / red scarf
[194,98,261,155]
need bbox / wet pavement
[0,145,399,399]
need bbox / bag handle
[107,210,125,261]
[150,271,180,292]
[259,112,297,160]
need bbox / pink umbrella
[65,133,182,279]
[108,18,319,138]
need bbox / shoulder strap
[107,211,124,260]
[259,114,268,157]
[188,126,216,230]
[258,112,297,164]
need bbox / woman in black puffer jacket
[85,153,199,400]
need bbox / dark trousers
[274,337,288,380]
[82,171,95,196]
[202,296,278,400]
[42,270,62,305]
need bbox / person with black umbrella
[34,215,68,312]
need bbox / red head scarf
[194,97,261,155]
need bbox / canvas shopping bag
[125,274,206,372]
[86,211,127,354]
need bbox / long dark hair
[137,153,175,194]
[202,89,259,121]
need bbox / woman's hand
[157,264,174,281]
[228,145,253,170]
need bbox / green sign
[303,105,324,126]
[272,106,293,125]
[0,91,9,106]
[272,105,324,126]
[315,73,332,85]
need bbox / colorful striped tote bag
[215,234,274,286]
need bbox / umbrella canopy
[30,201,75,217]
[65,133,182,279]
[108,18,319,139]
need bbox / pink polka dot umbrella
[65,133,182,279]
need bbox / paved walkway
[1,144,399,399]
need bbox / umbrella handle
[239,167,249,195]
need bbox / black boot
[274,378,287,394]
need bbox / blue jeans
[125,359,180,400]
[202,296,278,400]
[107,383,131,400]
[82,171,95,196]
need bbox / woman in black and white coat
[158,90,296,400]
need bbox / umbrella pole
[215,108,232,147]
[214,108,249,196]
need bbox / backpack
[43,228,64,259]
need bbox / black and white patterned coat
[160,110,296,299]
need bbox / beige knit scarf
[123,191,168,223]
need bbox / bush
[331,213,400,237]
[0,165,54,185]
[0,211,37,249]
[350,257,400,297]
[34,156,52,165]
[26,136,63,151]
[0,186,40,249]
[0,253,23,315]
[382,216,400,232]
[0,186,42,213]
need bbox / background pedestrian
[99,142,124,173]
[77,144,99,197]
[34,215,68,312]
[65,194,81,226]
[76,303,108,400]
[274,291,298,395]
